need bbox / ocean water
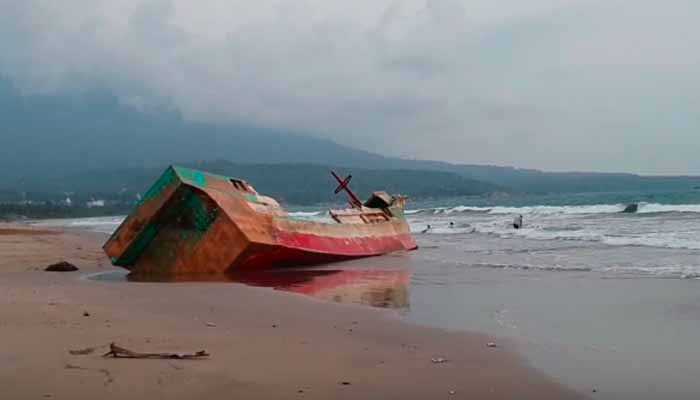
[301,190,699,280]
[35,190,700,278]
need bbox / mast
[330,171,363,209]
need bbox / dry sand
[0,224,584,399]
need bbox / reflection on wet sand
[112,267,412,309]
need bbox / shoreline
[0,223,584,399]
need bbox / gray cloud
[1,0,698,174]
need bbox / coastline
[0,223,583,399]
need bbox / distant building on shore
[86,199,106,208]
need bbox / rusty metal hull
[104,166,417,274]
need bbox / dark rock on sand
[622,203,638,213]
[45,261,79,272]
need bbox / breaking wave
[471,263,593,273]
[463,221,700,251]
[407,202,700,216]
[599,265,700,279]
[288,211,325,218]
[29,216,125,234]
[471,263,700,279]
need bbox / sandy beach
[0,224,583,399]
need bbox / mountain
[2,80,699,195]
[407,164,700,194]
[6,161,500,206]
[0,80,390,182]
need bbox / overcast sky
[1,0,699,174]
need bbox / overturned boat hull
[104,166,417,274]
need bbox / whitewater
[405,202,700,249]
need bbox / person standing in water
[513,214,523,229]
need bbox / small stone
[341,381,351,386]
[272,324,277,328]
[45,261,78,272]
[83,311,90,317]
[449,390,456,395]
[205,322,216,327]
[487,342,497,348]
[298,389,304,393]
[431,357,449,364]
[592,389,598,393]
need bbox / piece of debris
[592,388,598,393]
[340,382,351,386]
[69,346,98,356]
[64,363,114,386]
[205,322,216,327]
[167,361,184,371]
[448,390,456,395]
[102,343,210,359]
[45,261,79,272]
[487,342,497,348]
[83,311,90,317]
[622,203,638,213]
[272,324,277,328]
[431,357,449,364]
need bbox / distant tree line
[0,161,502,219]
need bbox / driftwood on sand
[102,343,210,360]
[69,346,99,355]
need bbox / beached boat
[104,166,417,274]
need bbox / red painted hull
[235,232,417,269]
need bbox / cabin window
[230,179,253,193]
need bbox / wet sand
[0,224,583,400]
[407,232,700,400]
